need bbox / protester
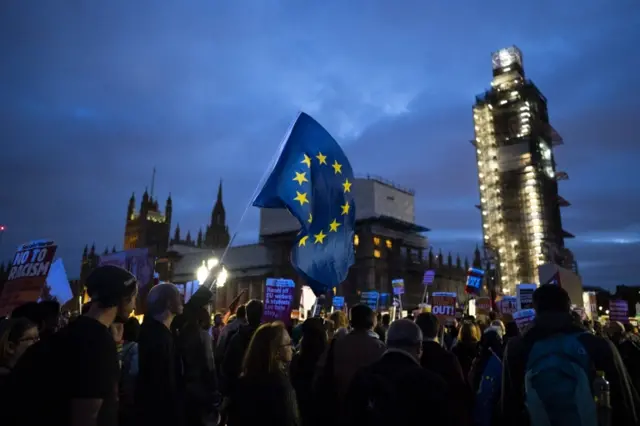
[212,313,223,348]
[136,283,184,426]
[328,310,349,340]
[290,317,327,426]
[469,328,503,426]
[345,319,451,425]
[605,321,640,394]
[374,313,390,342]
[8,265,138,426]
[502,284,640,426]
[215,304,247,365]
[226,321,298,426]
[119,317,140,426]
[452,321,481,381]
[0,318,38,390]
[416,312,470,425]
[221,299,264,397]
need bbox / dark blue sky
[1,2,639,289]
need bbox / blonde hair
[242,321,288,377]
[458,321,481,344]
[329,311,348,329]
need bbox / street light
[599,306,603,311]
[196,258,228,288]
[605,310,610,315]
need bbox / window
[354,235,359,246]
[373,237,381,246]
[373,249,381,259]
[385,239,392,249]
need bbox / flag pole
[205,112,302,291]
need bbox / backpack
[525,332,598,426]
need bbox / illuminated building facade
[472,46,574,293]
[124,190,172,255]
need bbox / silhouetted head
[532,285,571,314]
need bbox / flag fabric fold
[253,112,356,296]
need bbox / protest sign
[475,297,492,315]
[499,296,518,316]
[513,309,536,332]
[423,270,436,286]
[609,300,629,324]
[262,278,295,324]
[332,296,345,310]
[431,292,457,321]
[516,284,536,310]
[0,240,58,316]
[392,279,405,295]
[360,291,379,311]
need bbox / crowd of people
[1,264,640,426]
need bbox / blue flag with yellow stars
[253,112,356,296]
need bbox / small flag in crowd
[253,112,356,296]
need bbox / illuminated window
[373,249,381,259]
[385,239,392,249]
[354,235,359,246]
[373,237,381,246]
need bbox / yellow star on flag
[293,171,308,185]
[316,152,327,165]
[298,235,309,247]
[301,154,311,168]
[314,230,327,244]
[308,213,313,224]
[341,201,350,215]
[329,219,341,232]
[294,191,309,205]
[342,178,352,193]
[332,160,342,174]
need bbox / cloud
[1,1,638,291]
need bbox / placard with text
[0,240,58,316]
[262,278,295,324]
[431,292,457,321]
[516,284,536,311]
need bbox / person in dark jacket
[221,299,264,396]
[227,321,298,426]
[416,312,470,426]
[345,319,451,426]
[290,317,327,426]
[173,287,220,426]
[606,321,640,396]
[136,283,184,426]
[501,284,640,426]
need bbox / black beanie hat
[86,265,138,308]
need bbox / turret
[464,256,470,271]
[447,252,452,268]
[127,193,135,221]
[165,194,173,224]
[428,247,434,268]
[173,224,181,244]
[90,243,95,256]
[103,247,109,255]
[82,245,88,261]
[212,180,226,226]
[185,231,192,245]
[456,254,462,269]
[141,189,150,215]
[438,249,443,268]
[112,245,116,253]
[473,244,482,268]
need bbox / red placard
[431,292,457,321]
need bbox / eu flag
[253,112,356,296]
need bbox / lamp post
[193,257,229,312]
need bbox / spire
[83,245,88,257]
[217,179,223,203]
[428,247,434,268]
[112,245,116,253]
[150,167,156,199]
[464,256,470,271]
[197,228,203,247]
[447,251,452,267]
[438,249,443,267]
[103,247,109,255]
[127,193,135,220]
[90,243,95,255]
[456,253,462,269]
[185,231,192,245]
[473,244,482,268]
[173,224,181,243]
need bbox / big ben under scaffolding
[472,46,575,294]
